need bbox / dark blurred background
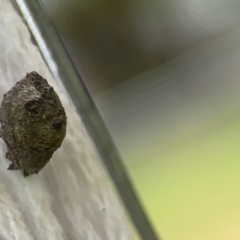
[41,0,240,95]
[40,0,240,239]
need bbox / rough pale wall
[0,0,133,239]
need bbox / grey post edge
[15,0,160,239]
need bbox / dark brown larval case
[0,71,67,176]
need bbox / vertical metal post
[16,0,160,239]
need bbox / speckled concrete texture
[0,1,133,239]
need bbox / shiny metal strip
[15,1,160,239]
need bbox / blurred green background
[129,110,240,240]
[94,34,240,239]
[40,0,240,239]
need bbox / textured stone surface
[0,0,133,239]
[0,71,67,176]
